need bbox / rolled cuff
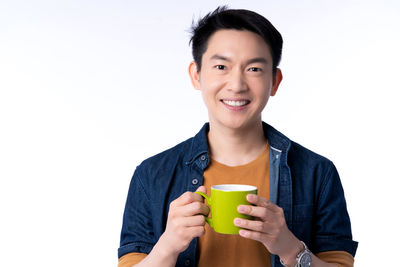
[313,237,358,257]
[118,242,153,258]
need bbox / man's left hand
[234,194,302,261]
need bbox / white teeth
[222,100,249,106]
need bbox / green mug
[195,184,258,235]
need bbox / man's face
[189,29,282,131]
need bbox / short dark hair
[189,6,283,75]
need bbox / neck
[207,121,267,166]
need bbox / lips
[221,99,250,107]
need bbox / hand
[233,194,302,263]
[159,186,210,257]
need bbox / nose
[227,68,248,93]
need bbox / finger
[237,205,270,220]
[183,214,207,227]
[246,194,281,213]
[171,191,203,208]
[171,221,206,243]
[196,185,207,194]
[171,215,206,230]
[193,186,207,202]
[234,217,279,235]
[234,218,268,233]
[246,194,269,207]
[177,201,210,217]
[238,229,270,243]
[188,225,206,238]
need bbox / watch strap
[295,241,312,267]
[279,241,310,267]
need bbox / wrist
[153,234,180,262]
[278,239,303,267]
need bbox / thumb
[196,185,207,194]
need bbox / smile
[221,100,250,107]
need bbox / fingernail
[234,218,241,225]
[239,230,246,237]
[247,194,255,200]
[238,205,246,212]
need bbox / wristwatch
[280,241,312,267]
[295,241,312,267]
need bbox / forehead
[203,29,272,60]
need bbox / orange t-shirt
[197,144,271,267]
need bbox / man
[118,6,358,267]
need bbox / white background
[1,0,399,266]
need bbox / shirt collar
[185,122,291,165]
[262,122,291,154]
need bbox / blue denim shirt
[118,122,358,266]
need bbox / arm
[313,163,358,256]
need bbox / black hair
[189,6,283,75]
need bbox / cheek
[200,78,223,97]
[262,78,273,92]
[261,81,273,100]
[255,85,272,108]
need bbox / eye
[215,65,226,70]
[248,67,261,72]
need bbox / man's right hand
[159,186,210,256]
[133,186,209,267]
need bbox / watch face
[299,252,312,267]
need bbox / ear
[188,61,201,90]
[270,68,283,96]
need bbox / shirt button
[185,259,191,266]
[192,178,199,185]
[200,155,206,161]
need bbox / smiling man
[118,6,357,267]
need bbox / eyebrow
[210,54,269,65]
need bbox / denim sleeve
[313,162,358,257]
[118,165,155,258]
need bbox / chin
[219,118,254,130]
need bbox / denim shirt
[118,122,358,266]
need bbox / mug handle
[194,191,213,228]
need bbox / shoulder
[129,136,195,201]
[287,140,338,184]
[289,141,333,167]
[136,123,209,173]
[264,122,334,169]
[138,136,194,173]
